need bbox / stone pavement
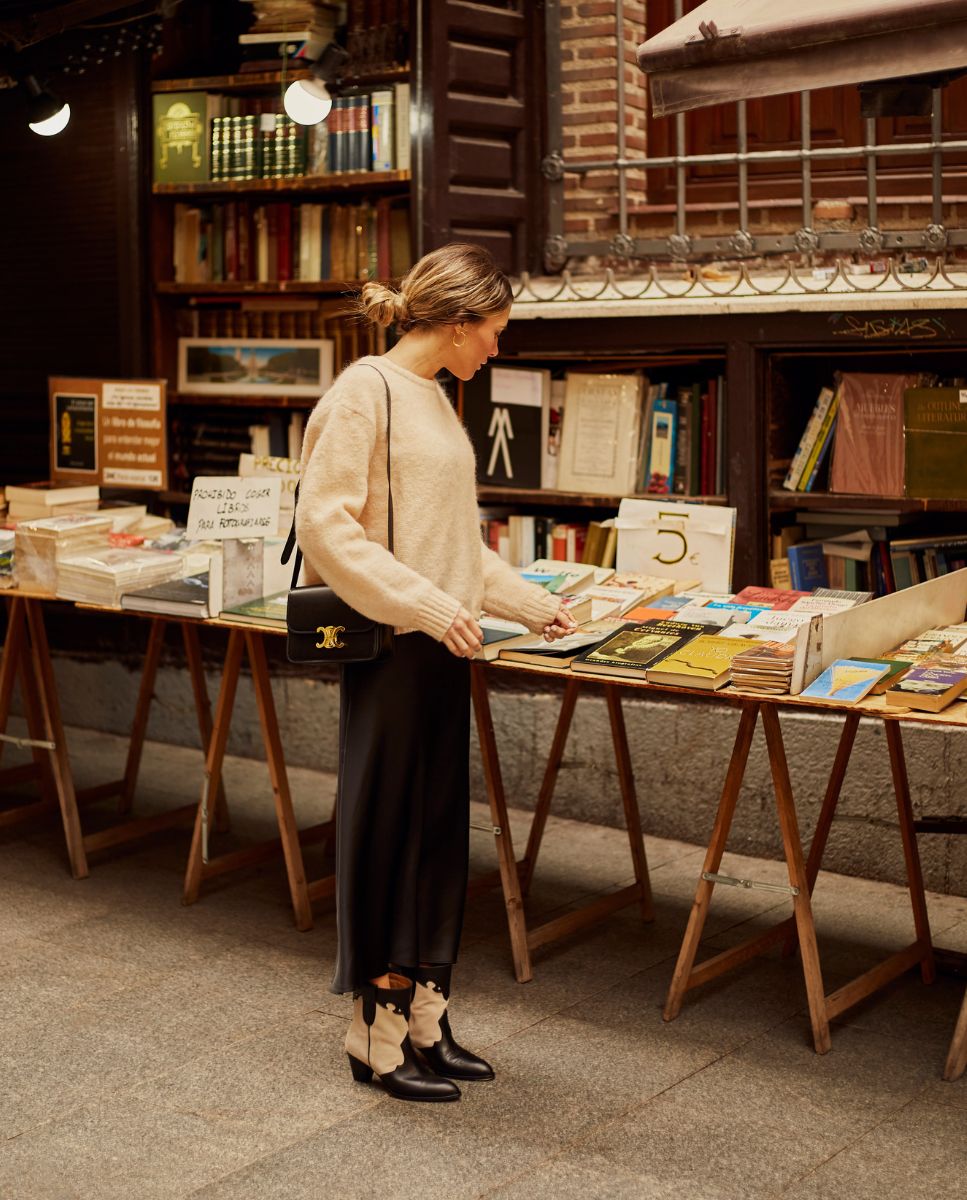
[1,724,966,1200]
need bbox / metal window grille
[538,0,967,299]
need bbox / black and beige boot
[407,965,495,1082]
[345,973,460,1102]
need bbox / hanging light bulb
[23,75,71,136]
[283,77,332,125]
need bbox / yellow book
[646,635,751,690]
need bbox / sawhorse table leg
[181,627,334,930]
[663,702,935,1054]
[470,668,654,982]
[0,596,56,817]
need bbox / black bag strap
[281,363,393,590]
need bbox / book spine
[394,83,411,172]
[786,386,834,491]
[797,391,840,492]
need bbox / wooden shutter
[416,0,547,273]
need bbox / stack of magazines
[57,548,183,608]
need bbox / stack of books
[121,573,210,620]
[57,548,184,608]
[730,640,796,695]
[6,482,100,522]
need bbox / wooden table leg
[181,621,230,833]
[782,711,861,958]
[471,663,533,984]
[0,597,26,760]
[663,700,760,1022]
[24,599,89,879]
[761,704,831,1055]
[606,685,653,921]
[885,719,935,985]
[246,630,313,932]
[519,676,580,896]
[117,618,166,815]
[944,988,967,1081]
[183,628,243,906]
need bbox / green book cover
[904,388,967,500]
[153,92,210,183]
[224,590,288,625]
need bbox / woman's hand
[542,604,579,642]
[443,606,484,658]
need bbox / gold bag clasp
[315,625,346,650]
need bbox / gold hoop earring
[451,327,467,348]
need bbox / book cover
[463,366,549,490]
[812,587,873,604]
[904,387,967,500]
[223,589,289,627]
[829,373,920,496]
[732,586,810,611]
[800,659,889,704]
[884,659,967,711]
[788,594,855,616]
[787,542,829,590]
[556,373,643,496]
[850,656,910,695]
[572,619,707,679]
[120,572,209,618]
[646,634,751,690]
[153,92,211,184]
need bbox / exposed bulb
[283,78,332,125]
[29,102,71,136]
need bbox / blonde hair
[359,243,512,332]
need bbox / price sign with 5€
[614,498,737,593]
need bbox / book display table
[0,591,214,878]
[3,591,965,1074]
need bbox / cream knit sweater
[295,355,561,641]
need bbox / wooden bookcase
[499,305,967,591]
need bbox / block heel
[348,1054,373,1083]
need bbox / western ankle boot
[407,965,495,1081]
[345,973,460,1102]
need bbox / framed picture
[177,337,334,398]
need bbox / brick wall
[556,4,965,269]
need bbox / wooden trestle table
[2,592,964,1073]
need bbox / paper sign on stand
[187,477,284,617]
[614,498,737,594]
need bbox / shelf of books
[468,355,728,571]
[767,346,967,597]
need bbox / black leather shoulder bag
[281,363,395,664]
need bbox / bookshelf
[766,337,967,594]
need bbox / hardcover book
[829,373,921,496]
[556,373,644,496]
[904,387,967,500]
[571,619,707,680]
[645,635,752,690]
[120,572,209,619]
[463,366,550,490]
[787,542,829,591]
[884,658,967,711]
[800,659,890,705]
[222,590,289,628]
[153,92,213,184]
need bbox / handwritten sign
[187,476,281,540]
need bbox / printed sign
[49,376,168,490]
[187,476,282,540]
[614,498,737,594]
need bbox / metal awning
[637,0,967,115]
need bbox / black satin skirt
[330,632,471,994]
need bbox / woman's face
[444,308,511,381]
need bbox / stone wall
[44,653,967,898]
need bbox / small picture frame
[177,337,334,398]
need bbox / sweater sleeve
[479,543,562,633]
[296,400,462,641]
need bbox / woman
[296,243,576,1103]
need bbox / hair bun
[359,281,406,328]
